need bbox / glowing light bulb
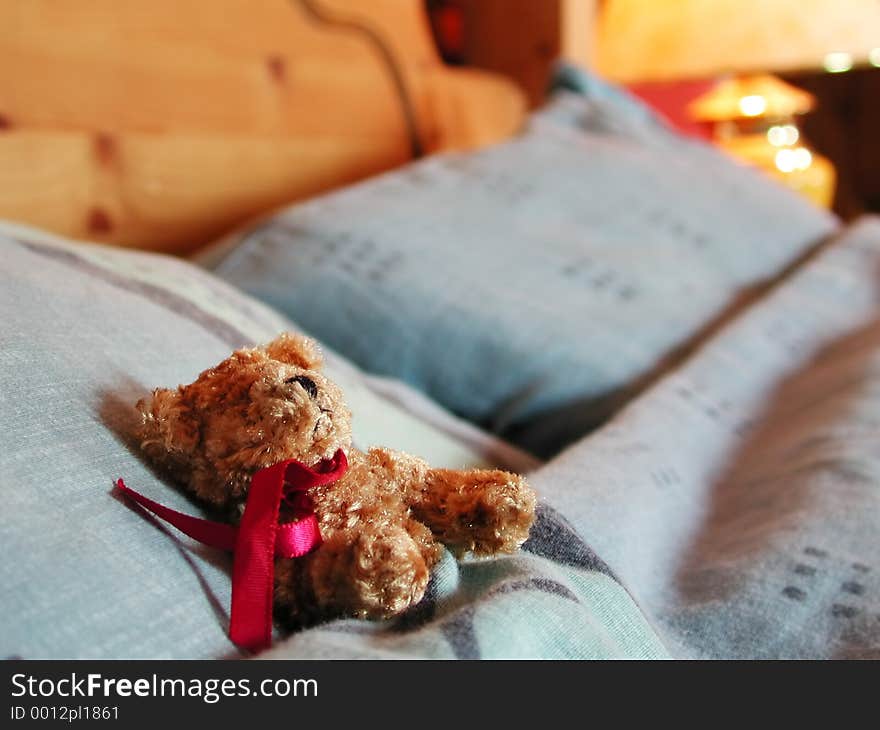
[870,48,880,68]
[775,149,797,173]
[767,124,799,147]
[775,147,812,173]
[824,52,853,73]
[793,147,812,170]
[739,95,767,117]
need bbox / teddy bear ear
[264,332,323,370]
[137,387,199,458]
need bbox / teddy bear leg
[413,469,536,556]
[276,522,431,624]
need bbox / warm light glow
[767,124,800,147]
[775,149,796,173]
[690,76,815,123]
[794,147,812,170]
[596,1,880,83]
[870,48,880,67]
[775,147,813,173]
[824,51,853,72]
[738,94,767,117]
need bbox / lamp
[592,0,880,208]
[686,74,835,207]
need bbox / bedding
[0,221,666,659]
[202,92,838,458]
[533,216,880,659]
[550,61,669,131]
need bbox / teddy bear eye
[285,375,318,399]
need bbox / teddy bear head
[137,333,352,509]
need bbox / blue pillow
[203,93,837,457]
[549,61,666,129]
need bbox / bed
[2,1,878,660]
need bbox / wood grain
[0,0,524,253]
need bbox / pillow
[549,61,668,130]
[532,216,880,659]
[0,221,665,659]
[203,92,838,457]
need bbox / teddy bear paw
[348,525,431,619]
[465,475,537,556]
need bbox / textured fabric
[264,505,667,660]
[533,216,880,659]
[0,222,665,659]
[202,92,837,458]
[550,61,668,130]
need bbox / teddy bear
[135,332,536,630]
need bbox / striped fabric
[0,222,666,659]
[534,217,880,659]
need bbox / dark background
[784,68,880,220]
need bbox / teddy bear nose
[285,375,318,399]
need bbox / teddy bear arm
[359,447,432,498]
[410,468,537,556]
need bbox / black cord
[293,0,425,159]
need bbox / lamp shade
[688,75,816,122]
[595,0,880,82]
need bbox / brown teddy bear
[135,333,536,630]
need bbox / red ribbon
[116,449,348,652]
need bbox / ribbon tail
[228,461,288,652]
[115,479,238,551]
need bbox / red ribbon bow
[116,449,348,652]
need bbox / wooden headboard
[0,0,525,253]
